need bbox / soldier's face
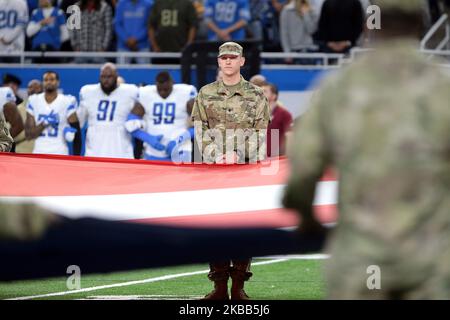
[218,55,245,77]
[43,73,59,93]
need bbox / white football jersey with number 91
[78,83,139,159]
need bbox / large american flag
[0,154,338,228]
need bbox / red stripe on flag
[127,206,337,228]
[0,154,336,196]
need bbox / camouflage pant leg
[326,257,450,299]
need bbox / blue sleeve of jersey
[30,10,39,23]
[204,0,214,19]
[57,10,66,26]
[188,126,195,139]
[190,86,198,98]
[239,0,251,21]
[67,103,77,113]
[26,102,34,113]
[5,90,15,103]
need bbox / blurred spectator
[247,0,270,41]
[249,74,267,87]
[204,0,250,41]
[58,0,78,58]
[193,0,209,40]
[60,0,117,12]
[262,82,292,157]
[60,0,79,15]
[280,0,319,64]
[262,0,289,51]
[15,79,43,153]
[0,0,29,63]
[148,0,197,64]
[314,0,364,54]
[26,0,69,63]
[114,0,154,64]
[69,0,113,63]
[27,0,40,15]
[271,0,289,12]
[3,73,24,105]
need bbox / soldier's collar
[218,76,246,96]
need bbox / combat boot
[202,262,230,300]
[230,259,253,300]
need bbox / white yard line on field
[7,258,289,300]
[256,254,330,260]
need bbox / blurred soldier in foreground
[283,0,450,299]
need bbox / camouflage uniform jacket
[191,76,270,163]
[283,41,450,297]
[0,113,13,152]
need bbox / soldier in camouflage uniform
[1,115,59,241]
[283,0,450,299]
[0,112,13,152]
[191,42,270,300]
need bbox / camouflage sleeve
[245,92,270,162]
[0,115,13,152]
[282,92,330,226]
[191,89,220,163]
[0,202,58,241]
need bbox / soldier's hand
[0,202,61,241]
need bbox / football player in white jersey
[25,71,80,155]
[0,0,28,61]
[0,86,24,141]
[126,71,197,162]
[76,63,165,159]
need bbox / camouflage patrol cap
[218,42,243,57]
[370,0,425,13]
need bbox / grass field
[0,255,328,300]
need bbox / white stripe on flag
[0,182,337,221]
